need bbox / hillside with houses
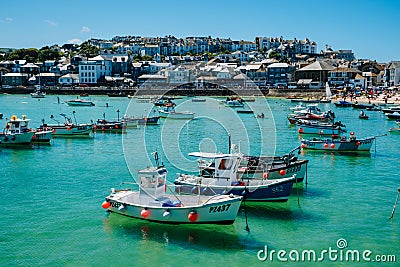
[0,35,399,94]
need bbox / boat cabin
[4,115,31,134]
[189,152,242,181]
[137,167,167,197]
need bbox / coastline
[1,86,399,105]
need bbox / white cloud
[0,17,13,23]
[67,38,82,44]
[44,19,57,27]
[81,26,90,33]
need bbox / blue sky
[1,0,399,62]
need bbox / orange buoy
[115,125,119,129]
[301,143,306,148]
[188,211,198,222]
[31,134,36,140]
[279,169,286,176]
[94,125,97,129]
[263,173,268,179]
[67,127,71,131]
[330,143,335,148]
[324,143,329,148]
[101,201,110,209]
[298,128,303,133]
[141,208,150,218]
[356,141,361,146]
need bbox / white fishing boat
[174,150,297,202]
[102,156,243,225]
[385,112,400,120]
[221,99,244,108]
[191,97,206,102]
[30,91,46,98]
[0,115,35,146]
[66,99,95,106]
[39,113,94,137]
[33,128,53,143]
[159,108,195,119]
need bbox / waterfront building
[1,73,28,87]
[385,61,400,86]
[267,62,296,87]
[59,74,79,86]
[79,55,112,85]
[327,67,361,88]
[295,60,334,88]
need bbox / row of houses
[2,56,399,89]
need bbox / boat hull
[174,177,295,202]
[297,124,345,135]
[66,100,95,106]
[301,138,374,152]
[159,110,194,119]
[0,132,35,145]
[47,124,94,137]
[238,160,308,182]
[33,130,53,143]
[105,191,242,224]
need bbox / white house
[386,61,400,86]
[167,65,190,85]
[59,74,79,85]
[79,55,112,84]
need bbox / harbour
[0,94,399,265]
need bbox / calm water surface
[0,94,399,266]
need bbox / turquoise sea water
[0,94,399,266]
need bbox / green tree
[79,41,100,57]
[38,47,61,61]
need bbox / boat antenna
[389,187,400,220]
[228,133,231,154]
[72,111,77,125]
[152,151,160,168]
[117,109,120,122]
[50,114,60,125]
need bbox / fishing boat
[236,110,254,114]
[382,105,400,114]
[386,112,400,120]
[0,115,35,146]
[174,151,297,202]
[39,113,94,137]
[352,103,375,109]
[30,91,46,98]
[94,119,126,133]
[297,120,346,135]
[123,115,160,126]
[102,155,243,225]
[334,100,352,107]
[191,97,206,102]
[301,133,377,153]
[221,98,244,108]
[159,108,195,119]
[153,97,176,107]
[33,128,53,143]
[290,103,307,111]
[237,147,309,182]
[359,111,369,120]
[242,97,256,102]
[66,99,95,106]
